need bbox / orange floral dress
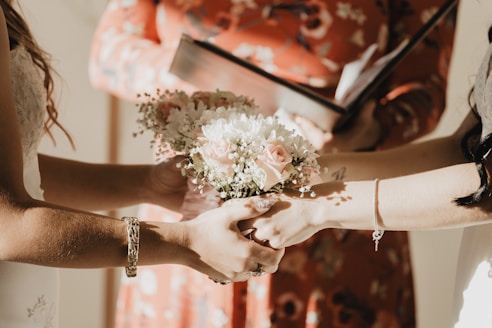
[90,1,456,327]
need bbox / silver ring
[249,263,266,277]
[209,277,232,285]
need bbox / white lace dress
[452,42,492,327]
[0,46,59,327]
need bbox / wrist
[143,165,165,203]
[145,162,187,209]
[152,221,196,267]
[114,165,157,205]
[309,181,375,231]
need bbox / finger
[237,217,255,232]
[360,100,377,120]
[239,227,255,238]
[295,114,333,133]
[293,115,333,149]
[221,194,279,220]
[250,247,285,274]
[238,225,273,247]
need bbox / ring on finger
[249,263,266,277]
[208,277,232,285]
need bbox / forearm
[0,197,189,268]
[0,178,282,281]
[317,134,468,182]
[309,162,487,232]
[38,154,172,211]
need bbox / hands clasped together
[148,156,288,284]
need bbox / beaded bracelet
[122,216,140,278]
[372,179,384,252]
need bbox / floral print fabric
[90,1,456,327]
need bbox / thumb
[222,194,279,222]
[168,155,187,171]
[356,100,377,125]
[293,115,333,150]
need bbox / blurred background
[18,0,492,327]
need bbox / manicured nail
[252,196,278,211]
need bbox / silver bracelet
[372,178,384,252]
[122,216,140,277]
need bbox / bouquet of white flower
[136,89,320,200]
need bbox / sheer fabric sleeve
[89,0,191,102]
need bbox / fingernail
[252,196,278,211]
[241,228,255,239]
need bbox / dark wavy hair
[2,0,73,146]
[454,93,489,206]
[454,27,492,206]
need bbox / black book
[169,0,456,132]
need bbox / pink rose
[200,139,234,178]
[256,142,293,191]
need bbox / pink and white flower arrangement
[136,89,320,200]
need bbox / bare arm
[317,111,477,182]
[314,162,484,231]
[0,7,283,281]
[241,111,484,247]
[245,161,484,249]
[38,154,186,212]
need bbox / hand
[237,192,320,249]
[183,195,285,282]
[180,179,222,221]
[294,101,380,153]
[147,156,188,211]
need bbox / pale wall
[21,1,118,328]
[409,1,492,328]
[18,0,492,327]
